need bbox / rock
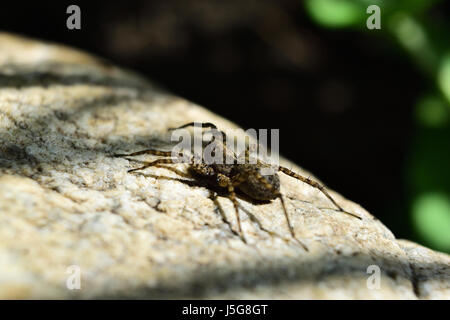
[0,32,448,299]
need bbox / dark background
[1,0,449,252]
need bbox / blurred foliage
[306,0,450,252]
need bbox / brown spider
[114,122,361,250]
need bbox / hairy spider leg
[169,122,228,146]
[252,170,309,251]
[114,149,173,157]
[127,158,182,173]
[216,173,247,243]
[278,166,361,220]
[114,148,190,172]
[168,122,218,131]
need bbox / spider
[114,122,361,250]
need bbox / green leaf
[305,0,364,28]
[412,192,450,252]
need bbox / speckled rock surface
[0,33,448,299]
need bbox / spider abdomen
[238,172,280,201]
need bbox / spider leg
[127,158,181,173]
[170,122,228,146]
[229,171,287,243]
[237,204,289,241]
[231,172,248,185]
[209,191,240,238]
[191,162,216,176]
[217,173,247,243]
[168,122,218,130]
[115,149,190,168]
[252,171,309,251]
[228,187,246,243]
[125,158,195,180]
[278,193,309,251]
[278,166,361,220]
[114,149,173,157]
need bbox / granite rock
[0,33,448,299]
